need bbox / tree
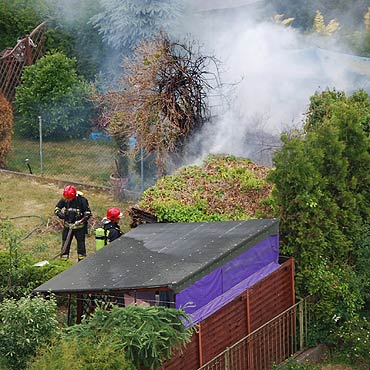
[97,34,220,175]
[269,0,368,31]
[0,94,13,167]
[45,0,106,81]
[269,88,370,342]
[313,10,340,35]
[89,0,184,55]
[0,0,48,50]
[15,52,94,140]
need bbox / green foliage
[306,89,370,134]
[303,261,363,343]
[271,89,370,274]
[66,305,194,370]
[270,88,370,350]
[352,221,370,301]
[15,52,94,140]
[139,154,273,222]
[0,250,71,301]
[44,0,105,80]
[0,0,104,81]
[0,295,58,370]
[0,220,72,301]
[28,335,134,370]
[273,357,318,369]
[0,0,49,50]
[269,0,368,31]
[336,316,370,367]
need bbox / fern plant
[66,305,195,370]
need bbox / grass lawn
[6,137,117,186]
[0,171,134,263]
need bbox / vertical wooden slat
[198,323,203,367]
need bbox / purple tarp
[186,261,280,325]
[176,235,279,319]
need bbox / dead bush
[0,94,13,167]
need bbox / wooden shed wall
[159,258,295,370]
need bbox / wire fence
[6,136,157,200]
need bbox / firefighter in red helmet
[55,185,92,261]
[103,207,123,243]
[95,207,123,251]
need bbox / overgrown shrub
[28,335,134,370]
[303,261,364,343]
[352,220,370,302]
[15,52,94,140]
[0,94,13,167]
[0,250,71,301]
[336,316,370,367]
[273,357,318,369]
[0,295,58,370]
[66,305,194,370]
[0,220,72,301]
[138,154,273,222]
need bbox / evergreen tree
[271,89,370,273]
[269,89,370,341]
[90,0,184,55]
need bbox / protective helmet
[107,207,122,222]
[63,185,77,200]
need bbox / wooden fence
[198,298,312,370]
[0,22,47,101]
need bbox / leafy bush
[0,295,58,370]
[28,335,134,370]
[138,154,273,222]
[352,221,370,302]
[66,305,194,370]
[302,261,364,343]
[0,250,71,301]
[336,316,370,367]
[15,52,94,140]
[0,94,13,167]
[0,220,72,301]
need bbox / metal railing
[198,298,312,370]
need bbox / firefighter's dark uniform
[55,194,91,260]
[103,220,122,243]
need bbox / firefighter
[95,207,122,251]
[55,185,92,261]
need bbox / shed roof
[34,219,279,294]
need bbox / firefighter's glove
[71,220,83,229]
[56,210,65,219]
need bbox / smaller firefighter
[54,185,92,261]
[95,207,123,251]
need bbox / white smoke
[182,5,370,165]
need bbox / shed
[34,219,295,369]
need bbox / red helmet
[107,207,122,222]
[63,185,77,200]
